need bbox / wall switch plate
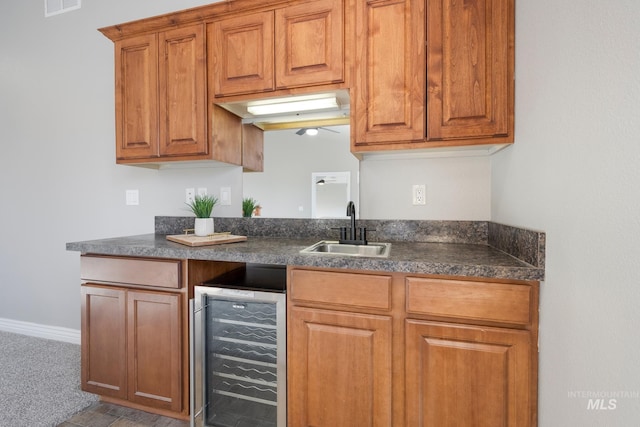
[197,187,207,197]
[185,188,195,204]
[220,187,231,206]
[412,184,426,205]
[125,189,139,206]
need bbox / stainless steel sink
[300,240,391,258]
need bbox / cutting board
[166,233,247,247]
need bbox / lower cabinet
[288,267,539,427]
[81,284,182,413]
[288,307,393,427]
[405,320,532,427]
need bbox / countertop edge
[66,235,545,282]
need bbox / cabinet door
[158,24,207,157]
[353,0,425,146]
[426,0,513,141]
[288,306,393,427]
[127,290,182,412]
[275,0,344,89]
[210,11,275,97]
[81,285,127,399]
[406,320,532,427]
[114,34,159,159]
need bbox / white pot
[194,218,214,236]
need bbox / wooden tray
[166,233,247,247]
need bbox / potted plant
[187,194,218,236]
[242,197,260,218]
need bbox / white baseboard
[0,318,80,345]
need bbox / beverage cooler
[190,264,286,427]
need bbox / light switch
[126,189,139,206]
[220,187,231,206]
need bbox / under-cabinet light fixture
[247,96,338,116]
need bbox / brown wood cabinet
[113,24,207,161]
[80,255,185,417]
[288,268,396,427]
[102,20,263,170]
[81,285,182,413]
[352,0,426,146]
[210,0,346,98]
[404,276,538,427]
[405,320,531,427]
[288,267,538,427]
[352,0,515,152]
[425,0,514,142]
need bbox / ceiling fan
[295,127,340,136]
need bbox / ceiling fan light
[305,128,319,136]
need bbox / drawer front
[81,255,181,289]
[406,277,531,326]
[290,269,392,311]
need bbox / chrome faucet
[339,201,367,245]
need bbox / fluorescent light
[247,96,338,116]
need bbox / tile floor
[57,402,189,427]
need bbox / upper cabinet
[352,0,426,146]
[426,0,513,142]
[101,20,262,169]
[210,0,346,98]
[352,0,515,152]
[113,24,209,162]
[100,0,515,167]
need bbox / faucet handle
[331,227,348,240]
[359,227,368,244]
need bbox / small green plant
[186,194,218,218]
[242,197,260,218]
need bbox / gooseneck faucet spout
[338,201,367,245]
[346,201,356,240]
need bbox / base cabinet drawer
[406,277,532,326]
[81,255,182,289]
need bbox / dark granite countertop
[66,218,545,281]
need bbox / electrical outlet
[412,184,426,205]
[185,188,195,204]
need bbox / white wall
[492,0,640,424]
[0,0,232,330]
[360,155,491,220]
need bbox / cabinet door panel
[115,34,158,159]
[353,0,425,146]
[406,320,531,427]
[81,285,127,399]
[158,25,207,156]
[127,290,182,412]
[210,11,275,96]
[289,307,393,427]
[275,0,344,88]
[426,0,513,140]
